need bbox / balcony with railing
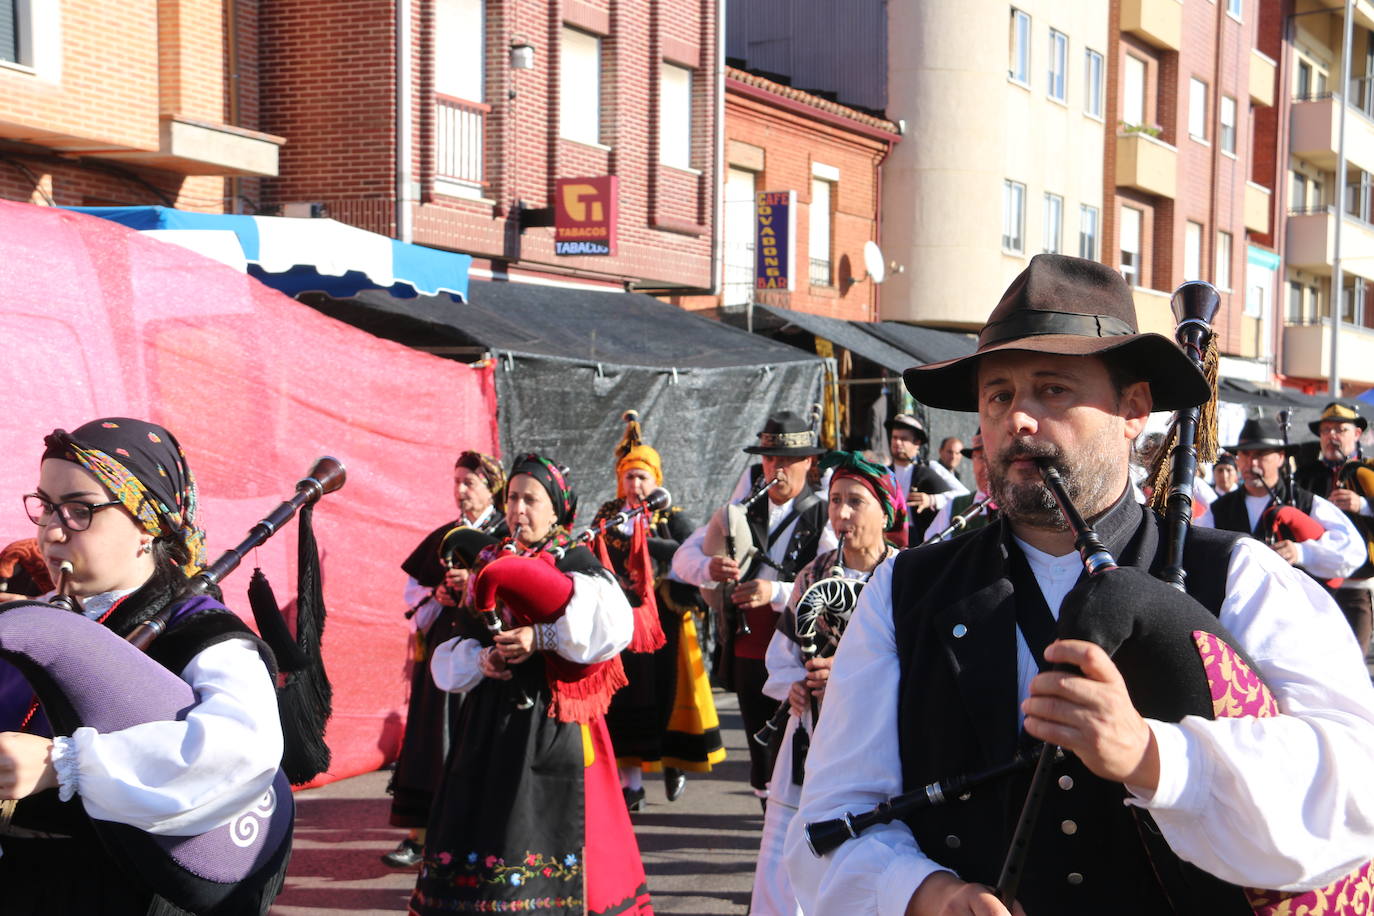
[1119,0,1182,51]
[435,94,488,194]
[1290,79,1374,174]
[809,257,832,287]
[1115,131,1177,199]
[1286,204,1374,282]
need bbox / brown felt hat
[903,254,1210,413]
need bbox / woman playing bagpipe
[750,450,905,916]
[384,450,508,868]
[0,418,317,914]
[592,412,724,811]
[785,256,1374,915]
[409,453,653,916]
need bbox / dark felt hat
[1309,401,1368,435]
[1226,417,1298,454]
[884,413,927,441]
[743,410,825,456]
[1214,451,1237,468]
[960,429,983,458]
[903,254,1210,413]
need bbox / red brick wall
[1106,0,1270,358]
[673,79,896,322]
[260,0,720,290]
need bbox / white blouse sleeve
[763,624,806,703]
[1129,538,1374,890]
[785,559,947,916]
[430,636,485,693]
[1295,494,1365,579]
[551,571,633,664]
[56,637,282,836]
[404,575,442,632]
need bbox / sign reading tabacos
[555,177,619,256]
[754,190,795,291]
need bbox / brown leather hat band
[980,310,1136,348]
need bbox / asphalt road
[271,689,762,915]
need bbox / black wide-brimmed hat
[960,428,983,458]
[903,254,1210,413]
[743,410,825,456]
[1309,401,1368,435]
[1226,417,1299,454]
[884,413,927,441]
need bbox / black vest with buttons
[892,495,1253,914]
[1209,482,1314,541]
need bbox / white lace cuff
[51,736,79,802]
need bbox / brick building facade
[673,68,899,322]
[0,0,279,212]
[1103,0,1278,376]
[258,0,721,292]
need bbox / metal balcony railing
[435,94,488,186]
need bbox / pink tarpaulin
[0,200,497,784]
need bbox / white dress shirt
[1196,491,1365,579]
[672,497,838,613]
[47,589,283,836]
[430,571,633,693]
[785,537,1374,914]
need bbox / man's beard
[989,427,1123,529]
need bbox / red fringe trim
[628,601,666,653]
[546,655,629,723]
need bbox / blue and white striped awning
[67,206,470,302]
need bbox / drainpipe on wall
[711,0,726,297]
[396,0,415,243]
[1330,0,1354,396]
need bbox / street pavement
[272,689,763,915]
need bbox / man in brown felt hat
[672,410,836,808]
[787,254,1374,915]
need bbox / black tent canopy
[312,281,827,520]
[756,304,919,375]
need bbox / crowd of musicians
[0,251,1372,915]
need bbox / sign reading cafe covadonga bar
[755,190,795,291]
[555,176,619,256]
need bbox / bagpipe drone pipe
[0,456,345,915]
[807,282,1374,914]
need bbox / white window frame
[1184,220,1203,280]
[1009,8,1031,85]
[1043,192,1063,253]
[723,166,757,307]
[1120,205,1142,287]
[1219,95,1236,155]
[1227,0,1242,21]
[809,175,834,287]
[1122,54,1146,127]
[0,0,32,69]
[1079,204,1099,260]
[1189,78,1209,142]
[659,61,693,170]
[435,0,484,103]
[1003,180,1026,253]
[559,26,602,146]
[1048,29,1068,102]
[1085,49,1104,118]
[1216,230,1232,291]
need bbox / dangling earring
[139,541,152,557]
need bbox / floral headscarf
[42,418,207,575]
[508,453,577,529]
[820,450,908,535]
[456,450,506,513]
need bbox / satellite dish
[862,240,887,284]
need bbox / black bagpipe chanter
[806,284,1374,913]
[0,456,345,915]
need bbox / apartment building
[258,0,721,294]
[0,0,279,211]
[881,1,1112,331]
[1271,0,1374,394]
[672,67,899,322]
[1103,0,1278,384]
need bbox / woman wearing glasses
[0,417,284,914]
